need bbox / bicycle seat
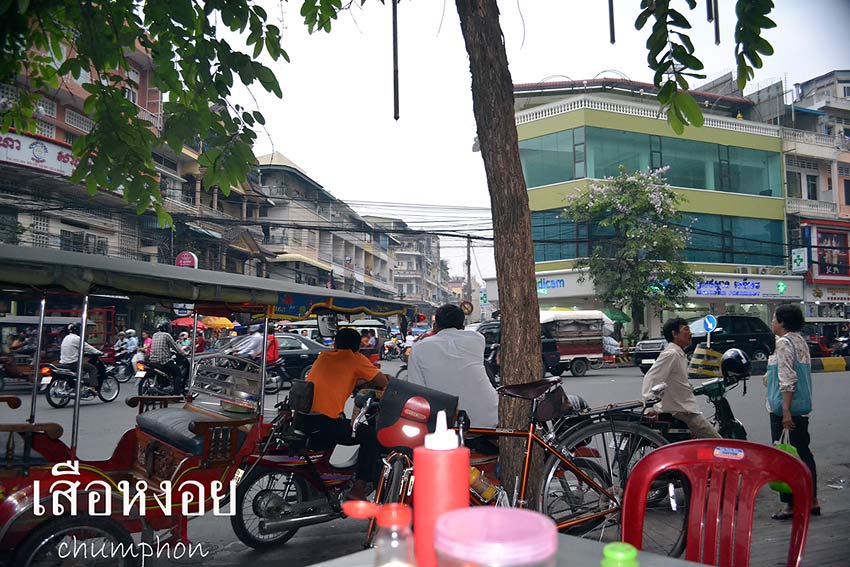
[497,378,560,400]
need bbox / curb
[750,358,848,375]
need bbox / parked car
[275,333,329,380]
[634,314,775,375]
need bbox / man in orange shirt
[304,327,390,500]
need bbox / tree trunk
[455,0,543,503]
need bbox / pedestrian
[765,304,820,520]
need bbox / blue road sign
[703,314,717,333]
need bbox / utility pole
[465,236,472,303]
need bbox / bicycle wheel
[589,360,604,370]
[395,366,408,381]
[537,419,688,557]
[381,458,407,504]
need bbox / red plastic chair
[621,439,812,567]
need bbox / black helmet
[67,323,81,335]
[721,348,751,380]
[157,320,171,333]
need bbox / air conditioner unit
[734,267,750,275]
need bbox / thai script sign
[32,460,237,517]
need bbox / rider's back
[307,349,381,418]
[407,328,498,427]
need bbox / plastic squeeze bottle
[600,542,640,567]
[413,410,469,567]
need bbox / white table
[310,533,708,567]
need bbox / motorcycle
[644,370,749,441]
[831,336,850,357]
[264,357,291,395]
[110,349,134,383]
[40,354,120,407]
[135,356,191,396]
[382,340,403,361]
[230,389,384,549]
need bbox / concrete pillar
[194,177,202,211]
[212,188,218,211]
[831,160,840,205]
[241,197,247,221]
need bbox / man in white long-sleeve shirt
[60,323,103,390]
[407,304,499,428]
[641,318,720,439]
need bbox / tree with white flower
[562,166,696,337]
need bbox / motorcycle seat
[136,407,247,456]
[52,365,78,377]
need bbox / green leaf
[674,92,704,127]
[667,9,692,29]
[671,47,704,70]
[635,8,652,30]
[668,105,685,135]
[252,111,265,125]
[658,80,676,104]
[16,0,29,14]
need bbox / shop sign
[175,251,198,268]
[791,248,808,274]
[0,133,79,177]
[695,278,791,298]
[537,277,565,295]
[812,287,850,302]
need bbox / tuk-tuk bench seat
[136,407,249,456]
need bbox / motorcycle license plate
[40,376,52,385]
[233,467,246,485]
[135,371,146,378]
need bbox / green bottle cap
[600,542,639,567]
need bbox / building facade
[508,78,803,336]
[257,153,397,298]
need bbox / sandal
[771,510,794,521]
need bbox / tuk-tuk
[0,316,96,389]
[0,245,417,566]
[540,310,614,377]
[802,317,850,357]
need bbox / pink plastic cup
[434,508,558,567]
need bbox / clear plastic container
[434,508,557,567]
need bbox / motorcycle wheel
[264,375,281,395]
[98,376,120,403]
[137,376,156,396]
[113,363,132,383]
[45,377,72,408]
[15,515,136,567]
[231,466,307,549]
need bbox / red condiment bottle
[413,410,469,567]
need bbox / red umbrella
[171,317,208,330]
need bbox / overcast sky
[232,0,850,280]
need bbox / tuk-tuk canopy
[0,245,416,321]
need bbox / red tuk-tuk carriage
[0,245,415,566]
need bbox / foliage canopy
[561,167,697,320]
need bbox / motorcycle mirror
[317,314,338,337]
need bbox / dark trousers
[298,413,379,483]
[770,413,818,505]
[60,361,103,389]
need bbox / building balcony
[163,195,197,215]
[782,128,849,159]
[515,94,781,138]
[786,197,838,219]
[136,105,163,131]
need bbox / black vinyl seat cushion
[136,407,247,456]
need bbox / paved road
[3,361,849,565]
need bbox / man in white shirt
[60,323,103,390]
[408,304,498,427]
[234,325,265,359]
[641,318,720,439]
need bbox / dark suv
[473,320,561,377]
[634,315,775,375]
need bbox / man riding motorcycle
[60,323,105,392]
[303,327,391,500]
[149,321,188,393]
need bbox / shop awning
[603,308,631,323]
[271,253,332,272]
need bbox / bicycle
[454,378,688,557]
